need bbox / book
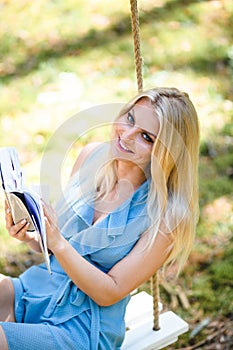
[0,147,51,274]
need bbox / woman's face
[112,98,160,170]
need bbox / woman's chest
[93,185,135,225]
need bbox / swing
[121,1,189,349]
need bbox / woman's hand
[42,202,66,252]
[5,201,35,243]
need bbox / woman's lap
[0,322,57,350]
[0,319,93,350]
[0,321,83,350]
[5,276,120,350]
[0,277,59,350]
[0,277,77,350]
[2,277,91,350]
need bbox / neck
[115,160,147,189]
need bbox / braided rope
[151,272,161,330]
[129,0,143,92]
[129,0,160,331]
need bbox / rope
[129,0,143,92]
[151,273,160,330]
[129,0,160,331]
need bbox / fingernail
[20,219,26,224]
[6,208,11,214]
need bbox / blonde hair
[96,87,200,273]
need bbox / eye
[141,132,154,143]
[127,112,134,125]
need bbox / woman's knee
[0,275,15,322]
[0,326,9,350]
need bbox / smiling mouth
[118,137,133,153]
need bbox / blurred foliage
[0,0,232,348]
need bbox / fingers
[10,219,34,243]
[42,202,57,225]
[4,201,31,241]
[43,206,52,225]
[6,207,11,214]
[7,218,30,240]
[4,200,14,227]
[4,201,35,243]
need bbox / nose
[121,125,138,141]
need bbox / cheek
[113,120,123,135]
[135,136,152,153]
[112,124,119,139]
[135,139,153,162]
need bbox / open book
[0,147,51,274]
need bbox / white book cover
[0,147,51,274]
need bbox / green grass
[0,0,233,347]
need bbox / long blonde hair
[96,87,200,272]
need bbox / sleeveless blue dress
[0,144,151,350]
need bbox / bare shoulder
[70,142,102,177]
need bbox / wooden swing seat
[122,292,189,350]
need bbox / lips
[117,137,133,153]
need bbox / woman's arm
[45,210,172,307]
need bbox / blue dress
[0,144,151,350]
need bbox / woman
[0,87,199,350]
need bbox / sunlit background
[0,0,232,347]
